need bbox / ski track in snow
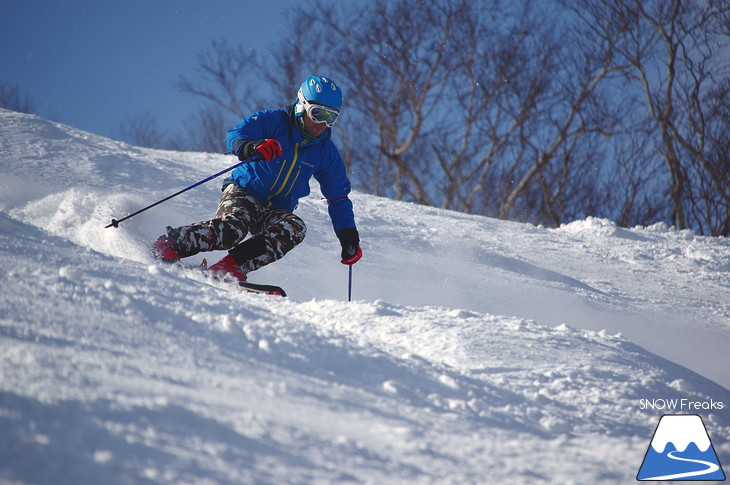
[1,109,729,484]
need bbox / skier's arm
[230,139,258,160]
[226,110,281,161]
[315,150,355,232]
[315,144,362,264]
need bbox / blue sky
[1,0,305,140]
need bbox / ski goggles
[306,104,340,127]
[298,95,340,127]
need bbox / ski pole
[105,154,261,228]
[348,265,353,302]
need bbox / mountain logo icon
[637,414,726,481]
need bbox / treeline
[76,1,730,235]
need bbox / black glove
[232,138,258,161]
[337,227,362,265]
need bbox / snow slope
[1,109,728,483]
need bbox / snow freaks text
[639,398,725,411]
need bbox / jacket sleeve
[226,111,273,154]
[314,142,356,233]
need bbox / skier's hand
[232,138,255,161]
[337,227,362,265]
[342,247,362,265]
[255,139,283,161]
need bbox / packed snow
[1,108,728,484]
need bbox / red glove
[255,139,283,161]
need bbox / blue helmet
[297,76,343,112]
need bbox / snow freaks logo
[637,414,726,481]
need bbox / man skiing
[151,75,362,283]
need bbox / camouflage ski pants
[165,184,306,274]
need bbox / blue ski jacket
[224,106,355,232]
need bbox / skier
[151,75,362,283]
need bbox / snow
[1,108,729,483]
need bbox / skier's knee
[270,216,306,256]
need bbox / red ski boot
[207,254,247,282]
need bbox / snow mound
[1,109,729,484]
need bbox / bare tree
[575,0,730,234]
[294,0,632,226]
[142,0,728,233]
[181,105,230,153]
[675,77,730,235]
[308,0,469,206]
[170,38,271,153]
[491,3,628,223]
[177,33,336,153]
[118,112,181,150]
[262,10,324,106]
[177,39,259,119]
[0,83,35,114]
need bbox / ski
[169,259,286,297]
[237,282,287,297]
